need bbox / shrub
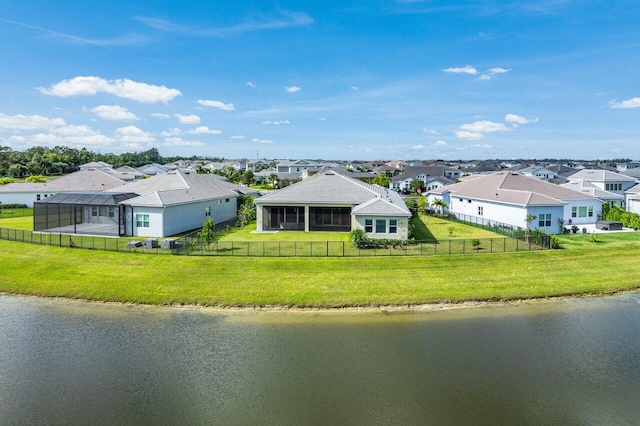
[550,235,561,249]
[405,199,419,217]
[0,178,16,185]
[349,228,368,247]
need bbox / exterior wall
[162,197,237,237]
[256,202,354,232]
[128,206,164,237]
[449,196,529,229]
[562,198,602,226]
[352,215,409,240]
[0,192,56,208]
[626,196,640,215]
[525,205,566,233]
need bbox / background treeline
[0,146,221,178]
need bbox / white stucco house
[255,169,412,240]
[427,172,603,234]
[564,169,637,208]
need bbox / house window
[225,198,230,202]
[91,206,99,217]
[108,207,116,218]
[468,199,472,203]
[365,219,373,233]
[539,214,551,227]
[136,214,150,228]
[99,206,108,217]
[478,206,483,216]
[376,219,386,233]
[205,207,211,217]
[459,198,463,202]
[571,207,577,218]
[588,206,594,217]
[36,194,41,201]
[389,219,397,234]
[579,207,587,217]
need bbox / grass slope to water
[1,233,639,307]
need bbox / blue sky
[1,0,639,160]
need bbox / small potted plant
[571,225,579,234]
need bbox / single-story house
[0,169,128,207]
[427,172,603,233]
[106,170,258,237]
[255,169,411,240]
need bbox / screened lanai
[34,192,138,236]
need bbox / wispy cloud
[412,144,424,150]
[477,67,511,81]
[285,86,301,93]
[89,105,139,121]
[174,114,201,124]
[262,120,290,125]
[609,97,640,109]
[39,76,181,104]
[186,126,221,135]
[422,128,440,135]
[197,99,235,111]
[443,65,478,75]
[246,81,256,88]
[434,140,447,146]
[0,18,149,48]
[136,10,313,38]
[162,137,205,147]
[151,113,171,119]
[505,113,538,125]
[0,113,66,131]
[251,137,274,144]
[459,120,509,133]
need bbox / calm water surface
[0,294,639,425]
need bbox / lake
[1,294,639,425]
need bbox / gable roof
[255,170,410,216]
[391,166,446,182]
[429,172,600,206]
[560,180,623,200]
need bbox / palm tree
[432,198,448,216]
[524,214,537,243]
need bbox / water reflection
[0,295,639,425]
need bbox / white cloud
[476,74,492,81]
[90,105,139,121]
[319,117,327,121]
[470,144,493,149]
[459,120,509,133]
[434,140,447,146]
[262,120,290,125]
[161,137,205,147]
[505,114,538,125]
[489,67,510,74]
[246,81,256,88]
[113,126,155,144]
[422,128,439,135]
[609,97,640,109]
[412,144,424,150]
[611,148,622,153]
[285,86,301,93]
[52,125,96,137]
[197,99,235,111]
[38,76,181,104]
[186,126,222,135]
[152,113,171,119]
[364,147,377,153]
[161,128,182,137]
[230,135,245,140]
[443,65,478,75]
[175,113,201,124]
[0,113,66,131]
[453,130,484,140]
[350,86,359,91]
[251,137,274,144]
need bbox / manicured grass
[0,233,638,307]
[412,215,506,240]
[0,207,33,218]
[0,216,33,231]
[217,223,350,242]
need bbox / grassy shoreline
[1,233,639,308]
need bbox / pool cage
[34,192,138,236]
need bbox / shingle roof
[256,170,410,215]
[0,169,127,193]
[560,180,623,200]
[392,166,446,182]
[429,172,600,206]
[105,170,246,207]
[568,169,637,182]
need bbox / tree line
[0,145,222,178]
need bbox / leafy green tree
[372,173,391,188]
[409,178,424,194]
[198,217,216,249]
[432,198,448,215]
[524,214,537,243]
[238,196,256,228]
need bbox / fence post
[463,239,465,254]
[326,241,329,257]
[490,238,493,253]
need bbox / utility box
[144,238,159,248]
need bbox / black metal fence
[0,208,33,218]
[0,227,550,257]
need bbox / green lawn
[217,223,350,242]
[0,216,33,231]
[0,233,638,307]
[412,215,506,240]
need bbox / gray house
[255,169,411,239]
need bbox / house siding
[162,197,237,237]
[353,216,409,240]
